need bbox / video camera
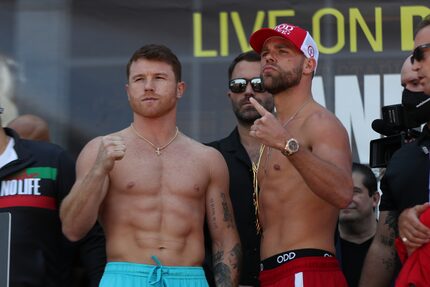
[369,96,430,168]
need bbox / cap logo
[274,24,295,35]
[307,46,315,57]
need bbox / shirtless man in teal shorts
[60,44,241,287]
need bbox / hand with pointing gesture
[249,97,289,150]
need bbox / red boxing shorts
[259,249,348,287]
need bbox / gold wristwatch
[281,138,299,156]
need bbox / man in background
[0,54,105,287]
[337,162,379,287]
[7,114,50,142]
[397,12,430,266]
[206,51,274,286]
[359,17,429,286]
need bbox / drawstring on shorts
[148,256,169,286]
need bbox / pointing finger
[250,97,269,117]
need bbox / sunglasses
[411,43,430,64]
[229,77,265,93]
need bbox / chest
[257,147,300,183]
[108,144,209,199]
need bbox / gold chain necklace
[130,123,179,156]
[282,98,313,128]
[252,98,312,234]
[263,98,312,173]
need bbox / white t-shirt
[0,137,18,169]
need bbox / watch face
[288,140,299,152]
[282,138,299,156]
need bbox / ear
[303,58,317,75]
[371,192,381,209]
[125,83,131,101]
[176,81,186,99]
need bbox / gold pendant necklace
[262,98,312,173]
[252,98,312,234]
[252,144,266,234]
[130,123,179,156]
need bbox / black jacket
[379,126,430,212]
[0,128,105,287]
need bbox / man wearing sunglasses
[388,14,430,286]
[248,23,353,287]
[205,51,274,286]
[359,15,430,287]
[411,15,430,96]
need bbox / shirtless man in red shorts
[248,23,353,287]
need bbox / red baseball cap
[249,23,319,70]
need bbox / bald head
[401,55,424,92]
[7,114,50,142]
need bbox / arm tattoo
[381,211,399,246]
[381,210,399,271]
[213,250,232,287]
[209,197,218,229]
[220,193,234,228]
[229,243,242,271]
[213,243,241,287]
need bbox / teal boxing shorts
[99,256,209,287]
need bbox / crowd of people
[0,13,429,287]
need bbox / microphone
[371,119,400,136]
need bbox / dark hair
[352,162,377,196]
[126,44,182,82]
[415,14,430,36]
[228,51,261,80]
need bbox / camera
[369,103,425,168]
